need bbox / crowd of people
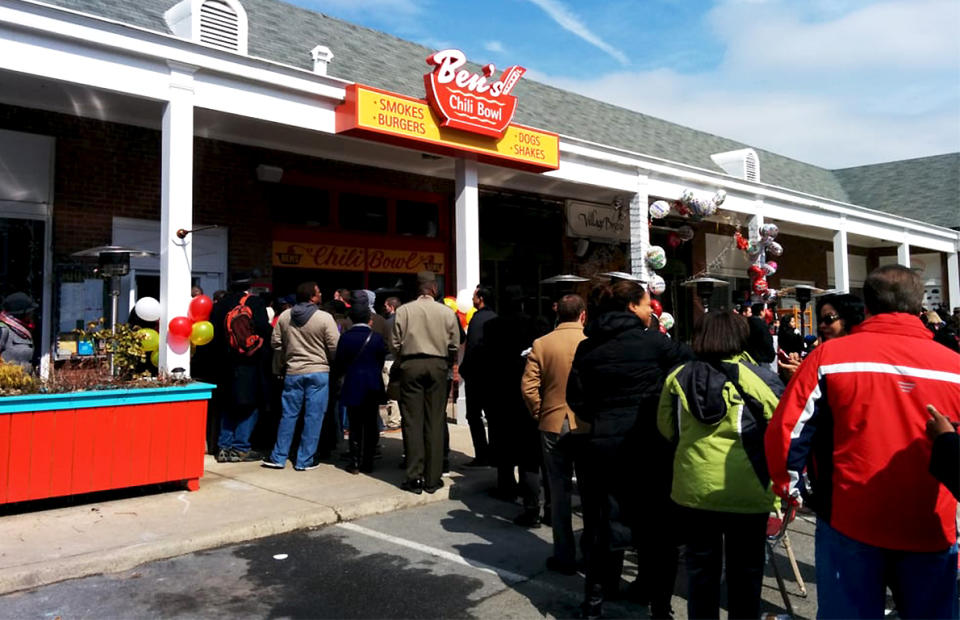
[3,263,958,619]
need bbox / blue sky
[293,0,960,169]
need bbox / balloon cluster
[645,245,667,296]
[647,189,726,224]
[745,223,784,302]
[445,291,476,330]
[132,295,215,366]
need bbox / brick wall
[0,104,454,278]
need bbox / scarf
[0,311,32,339]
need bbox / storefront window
[397,200,438,237]
[339,193,388,233]
[1,218,45,365]
[270,184,330,227]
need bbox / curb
[0,472,490,595]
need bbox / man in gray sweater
[263,281,340,471]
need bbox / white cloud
[524,0,629,66]
[711,0,959,72]
[484,40,506,54]
[528,0,960,167]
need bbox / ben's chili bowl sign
[424,49,525,139]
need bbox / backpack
[224,294,263,356]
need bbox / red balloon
[667,232,682,249]
[748,265,764,279]
[650,299,663,317]
[188,295,213,321]
[168,316,194,339]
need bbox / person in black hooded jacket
[567,279,693,619]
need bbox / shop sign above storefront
[335,50,558,173]
[423,49,524,139]
[273,241,445,274]
[565,200,629,243]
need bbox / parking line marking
[336,521,529,584]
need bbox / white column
[158,63,195,377]
[947,251,960,311]
[454,158,480,296]
[897,240,911,268]
[748,209,764,245]
[629,172,649,281]
[833,223,850,293]
[454,158,479,426]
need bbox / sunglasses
[819,313,841,325]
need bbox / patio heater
[791,284,822,338]
[684,277,728,313]
[71,245,156,374]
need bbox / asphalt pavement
[0,490,819,619]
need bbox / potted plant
[0,320,214,505]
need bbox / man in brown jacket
[521,294,588,574]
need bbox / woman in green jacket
[657,310,783,619]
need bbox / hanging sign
[566,200,629,242]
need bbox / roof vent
[311,45,334,75]
[165,0,248,54]
[710,148,760,182]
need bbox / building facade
[0,0,957,376]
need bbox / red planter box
[0,383,213,504]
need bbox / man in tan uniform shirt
[521,294,588,574]
[390,271,460,494]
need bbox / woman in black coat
[567,280,693,619]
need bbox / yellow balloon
[140,328,160,352]
[443,297,458,312]
[149,350,159,366]
[465,307,477,325]
[189,320,214,346]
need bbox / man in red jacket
[766,265,960,619]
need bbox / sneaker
[215,449,231,463]
[261,458,285,469]
[233,449,263,462]
[295,459,322,471]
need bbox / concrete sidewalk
[0,423,493,595]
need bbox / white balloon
[456,289,474,314]
[649,200,671,219]
[134,296,161,322]
[648,274,666,295]
[659,312,675,330]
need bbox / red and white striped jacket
[765,313,960,552]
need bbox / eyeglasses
[819,313,840,325]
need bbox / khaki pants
[379,359,401,428]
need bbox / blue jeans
[218,405,259,452]
[816,519,959,619]
[270,372,330,469]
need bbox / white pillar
[629,172,649,281]
[158,63,195,377]
[833,224,850,293]
[454,158,479,426]
[897,240,910,268]
[454,158,480,295]
[748,209,764,244]
[947,251,960,311]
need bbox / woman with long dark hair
[658,310,784,619]
[567,279,692,619]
